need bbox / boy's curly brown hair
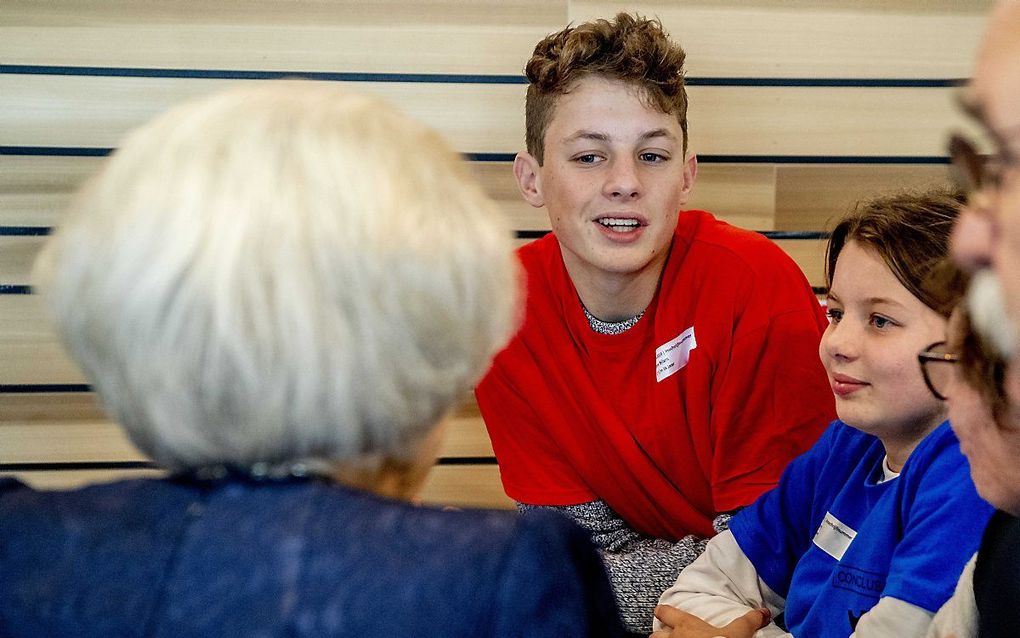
[523,12,689,164]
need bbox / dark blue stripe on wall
[0,65,526,85]
[0,227,827,243]
[0,65,965,88]
[0,461,157,471]
[0,285,33,295]
[514,228,824,238]
[0,459,496,471]
[0,384,92,393]
[688,77,965,88]
[0,146,112,157]
[465,153,516,162]
[698,155,950,165]
[0,227,51,236]
[435,457,499,466]
[2,147,950,165]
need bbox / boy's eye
[825,308,843,323]
[639,152,667,163]
[574,154,600,164]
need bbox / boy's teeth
[599,218,639,227]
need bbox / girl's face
[820,241,948,462]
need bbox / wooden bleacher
[0,0,989,508]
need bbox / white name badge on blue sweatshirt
[813,511,858,560]
[655,326,697,382]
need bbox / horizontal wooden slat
[0,236,44,285]
[775,164,955,230]
[0,465,513,509]
[0,415,493,465]
[0,294,84,385]
[0,229,827,291]
[2,468,165,490]
[419,465,512,509]
[0,75,525,154]
[1,75,979,156]
[0,157,778,231]
[773,238,827,286]
[1,1,987,78]
[1,421,144,463]
[0,392,104,421]
[575,1,989,79]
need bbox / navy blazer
[0,475,623,637]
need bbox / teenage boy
[476,13,834,632]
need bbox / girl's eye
[870,314,896,329]
[825,308,843,323]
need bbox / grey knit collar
[582,305,645,335]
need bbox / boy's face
[514,76,696,289]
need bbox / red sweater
[476,210,835,540]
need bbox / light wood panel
[1,421,144,463]
[0,75,526,154]
[775,164,954,230]
[1,75,979,156]
[575,1,990,78]
[0,415,492,465]
[3,469,165,490]
[1,1,988,78]
[0,465,513,509]
[419,465,512,509]
[0,236,44,285]
[0,392,104,421]
[0,0,563,93]
[0,295,84,385]
[773,239,828,287]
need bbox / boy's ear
[677,153,698,206]
[513,152,545,208]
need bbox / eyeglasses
[918,341,961,401]
[947,97,1020,198]
[947,133,1013,196]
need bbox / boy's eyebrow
[562,128,678,143]
[639,128,676,141]
[564,130,610,143]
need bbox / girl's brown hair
[825,188,967,318]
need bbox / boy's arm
[520,500,730,634]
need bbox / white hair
[34,81,520,471]
[968,269,1018,360]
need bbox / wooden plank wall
[0,0,992,508]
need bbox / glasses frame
[947,95,1020,198]
[918,341,961,402]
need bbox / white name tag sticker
[655,326,697,382]
[813,511,857,561]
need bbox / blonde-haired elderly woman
[0,82,622,637]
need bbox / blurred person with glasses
[925,6,1020,634]
[923,301,1015,638]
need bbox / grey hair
[34,81,521,471]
